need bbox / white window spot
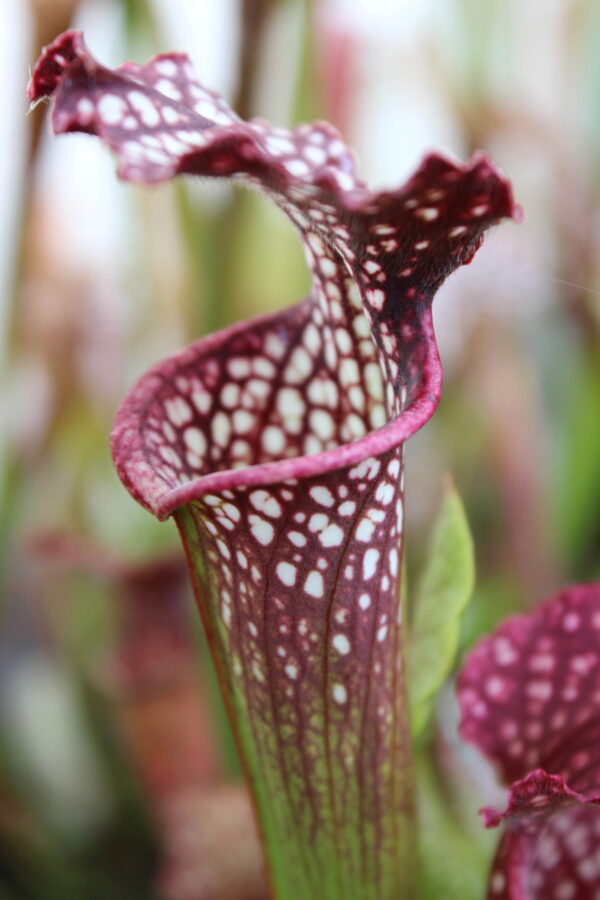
[372,224,395,235]
[276,387,306,424]
[156,79,182,101]
[167,109,186,129]
[319,523,345,548]
[307,233,326,256]
[263,333,286,361]
[304,145,326,165]
[309,409,335,440]
[304,570,324,598]
[284,346,313,383]
[285,158,310,176]
[98,93,127,125]
[285,663,299,680]
[333,170,354,191]
[494,637,517,666]
[236,551,248,569]
[338,500,356,517]
[375,482,395,506]
[350,458,381,481]
[77,98,94,121]
[471,203,489,217]
[359,593,371,610]
[264,135,295,156]
[389,548,399,576]
[165,396,193,427]
[128,90,161,126]
[377,625,388,642]
[369,282,391,308]
[348,385,365,413]
[340,358,360,386]
[485,676,506,699]
[146,146,173,165]
[302,323,322,355]
[309,513,329,532]
[162,133,188,155]
[309,486,335,507]
[277,562,297,587]
[415,207,439,221]
[227,357,251,378]
[221,382,241,409]
[249,515,274,545]
[211,411,231,447]
[288,531,307,547]
[250,490,282,518]
[449,225,467,238]
[563,612,581,632]
[253,357,275,378]
[415,240,430,250]
[247,378,270,401]
[363,549,380,580]
[332,683,347,704]
[184,426,206,457]
[320,256,337,278]
[192,388,211,414]
[356,517,376,542]
[335,328,353,355]
[261,425,286,455]
[332,633,351,655]
[387,459,401,478]
[216,540,231,560]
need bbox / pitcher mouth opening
[111,301,442,521]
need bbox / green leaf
[555,354,600,577]
[408,479,475,738]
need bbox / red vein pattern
[458,585,600,900]
[29,31,520,898]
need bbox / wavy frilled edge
[457,585,600,899]
[28,30,521,521]
[29,31,521,899]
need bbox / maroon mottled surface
[458,585,600,899]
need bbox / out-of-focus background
[1,1,599,897]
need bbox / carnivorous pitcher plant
[29,30,524,899]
